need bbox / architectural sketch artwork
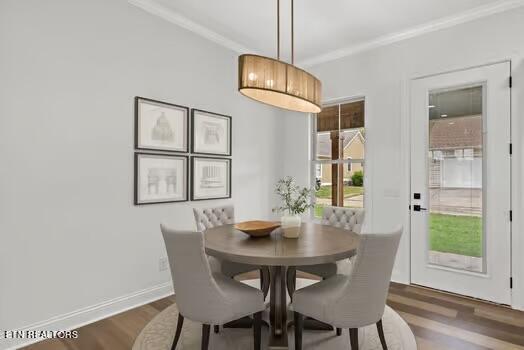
[136,153,187,204]
[201,121,222,145]
[191,157,230,200]
[147,168,161,194]
[136,97,188,152]
[192,110,230,155]
[165,170,177,193]
[147,168,177,194]
[151,112,175,143]
[200,165,223,188]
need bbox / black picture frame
[191,108,232,156]
[190,156,232,201]
[135,96,190,153]
[134,152,189,205]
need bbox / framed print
[191,109,232,156]
[135,96,189,153]
[191,157,231,201]
[135,153,188,205]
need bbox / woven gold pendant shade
[238,54,321,113]
[237,0,322,113]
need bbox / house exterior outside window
[429,115,482,189]
[312,99,365,218]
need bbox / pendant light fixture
[238,0,322,113]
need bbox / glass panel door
[427,86,484,273]
[410,61,511,304]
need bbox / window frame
[310,97,366,220]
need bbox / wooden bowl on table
[234,221,281,238]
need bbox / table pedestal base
[269,266,288,349]
[223,316,253,329]
[304,317,334,331]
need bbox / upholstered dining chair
[161,225,265,350]
[292,228,402,350]
[193,206,270,299]
[287,207,365,297]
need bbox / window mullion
[312,98,365,218]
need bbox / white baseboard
[1,282,174,350]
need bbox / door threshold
[408,283,511,308]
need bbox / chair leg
[171,314,184,350]
[201,324,210,350]
[260,267,270,299]
[376,319,388,350]
[214,325,219,334]
[349,328,359,350]
[253,311,262,350]
[336,327,342,336]
[286,267,297,300]
[294,311,303,350]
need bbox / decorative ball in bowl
[234,221,281,238]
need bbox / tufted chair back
[160,225,233,323]
[193,205,235,231]
[321,206,365,233]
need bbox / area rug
[133,279,417,350]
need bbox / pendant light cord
[291,0,294,64]
[277,0,280,60]
[276,0,295,64]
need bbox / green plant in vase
[272,176,314,238]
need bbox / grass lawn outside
[314,185,481,258]
[430,213,483,257]
[314,204,324,217]
[316,185,364,199]
[313,204,482,258]
[314,185,364,218]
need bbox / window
[312,99,365,218]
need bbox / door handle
[413,204,427,212]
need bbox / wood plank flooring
[21,276,524,350]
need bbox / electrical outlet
[159,257,169,272]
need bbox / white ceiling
[130,0,524,66]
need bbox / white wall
[283,8,524,308]
[0,1,286,347]
[279,111,311,187]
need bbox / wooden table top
[204,222,360,266]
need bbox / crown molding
[128,0,255,54]
[298,0,524,67]
[129,0,524,68]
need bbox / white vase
[281,214,302,238]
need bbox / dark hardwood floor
[22,274,524,350]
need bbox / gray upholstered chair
[193,206,270,298]
[161,225,265,350]
[292,228,402,350]
[287,207,365,296]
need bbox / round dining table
[205,222,360,349]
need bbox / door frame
[401,57,523,310]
